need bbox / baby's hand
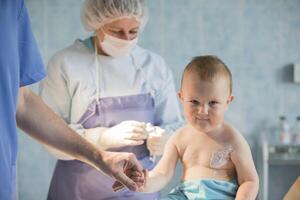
[112,169,147,192]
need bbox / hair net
[81,0,148,32]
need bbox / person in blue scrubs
[0,0,146,199]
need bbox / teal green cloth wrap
[160,179,238,200]
[82,37,94,50]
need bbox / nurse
[39,0,183,199]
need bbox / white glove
[146,124,171,156]
[98,120,147,149]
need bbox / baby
[114,55,259,200]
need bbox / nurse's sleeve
[39,56,75,160]
[18,0,45,86]
[154,60,184,133]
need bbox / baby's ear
[178,90,183,101]
[227,95,234,104]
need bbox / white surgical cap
[81,0,148,32]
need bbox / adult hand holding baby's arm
[112,132,180,193]
[113,167,172,193]
[112,161,167,193]
[112,168,147,192]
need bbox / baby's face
[179,74,233,133]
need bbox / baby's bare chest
[179,138,234,170]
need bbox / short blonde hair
[181,55,233,94]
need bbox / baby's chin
[192,121,221,133]
[192,123,211,133]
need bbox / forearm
[42,126,103,160]
[16,87,109,172]
[141,170,171,193]
[43,143,75,160]
[235,181,259,200]
[44,126,110,160]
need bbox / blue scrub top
[0,0,45,199]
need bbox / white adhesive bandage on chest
[210,145,233,169]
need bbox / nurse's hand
[101,151,145,191]
[112,168,147,192]
[99,120,147,149]
[146,126,171,156]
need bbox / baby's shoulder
[172,125,191,141]
[170,125,194,150]
[223,123,239,137]
[222,122,248,148]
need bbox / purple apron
[47,93,159,200]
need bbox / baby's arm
[231,131,259,200]
[141,133,180,193]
